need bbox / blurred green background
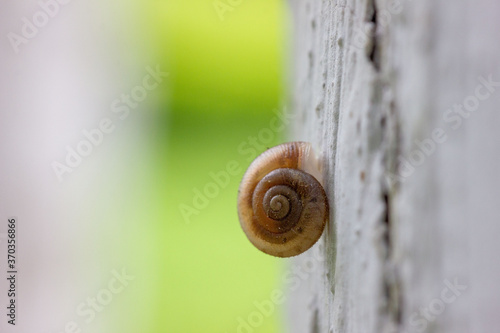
[148,0,288,332]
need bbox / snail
[237,142,329,257]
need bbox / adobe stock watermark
[7,0,74,54]
[178,108,295,224]
[51,65,168,182]
[229,246,326,333]
[46,268,135,333]
[409,277,467,332]
[386,74,500,186]
[213,0,244,21]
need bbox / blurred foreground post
[287,0,500,332]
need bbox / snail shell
[237,142,329,257]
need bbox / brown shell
[237,142,329,257]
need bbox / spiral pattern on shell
[237,142,329,257]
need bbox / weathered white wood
[286,0,500,332]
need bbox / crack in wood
[368,0,381,71]
[381,98,404,330]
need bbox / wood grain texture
[286,0,500,332]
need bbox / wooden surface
[286,0,500,332]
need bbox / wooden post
[287,0,500,332]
